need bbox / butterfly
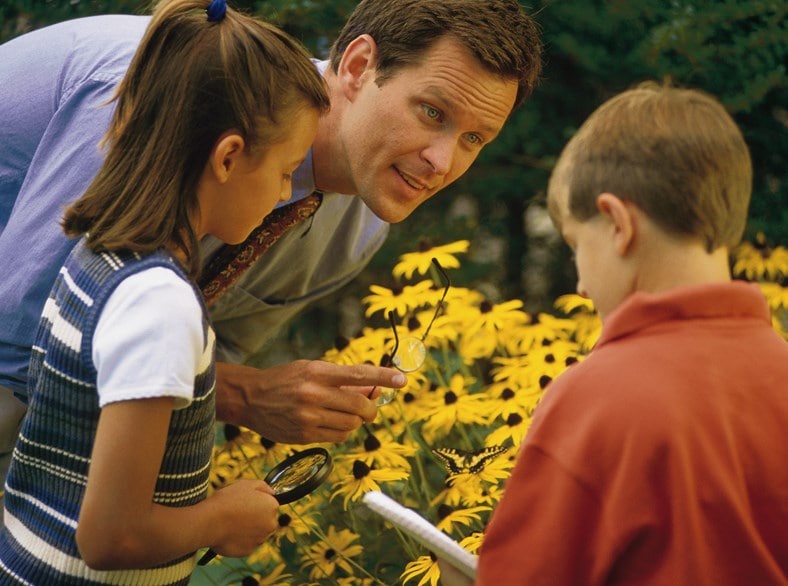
[431,445,508,475]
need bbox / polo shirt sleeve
[92,267,205,410]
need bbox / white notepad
[362,491,478,579]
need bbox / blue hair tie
[206,0,227,22]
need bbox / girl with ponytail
[0,0,328,583]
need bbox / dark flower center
[437,503,454,520]
[223,424,241,442]
[444,391,458,405]
[278,513,291,527]
[353,460,371,479]
[506,413,523,426]
[364,434,381,452]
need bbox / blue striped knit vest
[0,240,215,585]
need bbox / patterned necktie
[198,191,323,307]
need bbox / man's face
[336,36,518,223]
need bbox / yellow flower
[732,234,788,281]
[464,298,529,338]
[393,240,470,280]
[244,539,283,566]
[554,293,595,314]
[435,503,491,536]
[330,459,410,509]
[363,281,436,318]
[300,526,364,582]
[241,563,292,586]
[338,429,418,471]
[269,500,320,545]
[418,374,491,442]
[459,532,484,554]
[401,553,441,586]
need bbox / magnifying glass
[198,447,332,565]
[373,258,451,406]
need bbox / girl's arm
[76,396,279,570]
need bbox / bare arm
[77,397,280,569]
[214,360,407,443]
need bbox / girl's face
[202,108,320,245]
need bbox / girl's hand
[207,479,280,558]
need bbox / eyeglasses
[372,257,451,406]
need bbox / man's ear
[209,133,245,183]
[336,34,378,100]
[597,192,636,256]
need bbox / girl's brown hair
[63,0,329,277]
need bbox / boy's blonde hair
[63,0,330,277]
[549,82,752,251]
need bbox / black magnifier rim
[264,447,332,505]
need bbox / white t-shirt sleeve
[92,266,208,410]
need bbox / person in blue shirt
[0,0,543,500]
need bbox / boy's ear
[336,34,378,100]
[597,192,636,255]
[210,133,245,183]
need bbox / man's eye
[423,104,441,120]
[466,133,483,146]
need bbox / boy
[442,83,788,584]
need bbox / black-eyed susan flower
[400,552,441,586]
[338,429,418,471]
[300,526,363,581]
[330,459,410,509]
[435,503,491,536]
[393,240,470,280]
[732,234,788,281]
[419,374,491,442]
[269,501,320,546]
[363,281,435,318]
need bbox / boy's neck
[634,237,731,294]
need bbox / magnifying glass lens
[392,336,426,372]
[374,387,398,406]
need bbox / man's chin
[360,196,416,224]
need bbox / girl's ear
[210,133,245,183]
[336,34,378,101]
[596,192,637,256]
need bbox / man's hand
[214,360,407,443]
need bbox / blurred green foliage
[2,0,785,315]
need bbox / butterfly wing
[431,446,508,475]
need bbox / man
[0,0,542,494]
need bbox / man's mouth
[396,167,427,191]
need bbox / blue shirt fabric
[0,15,389,397]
